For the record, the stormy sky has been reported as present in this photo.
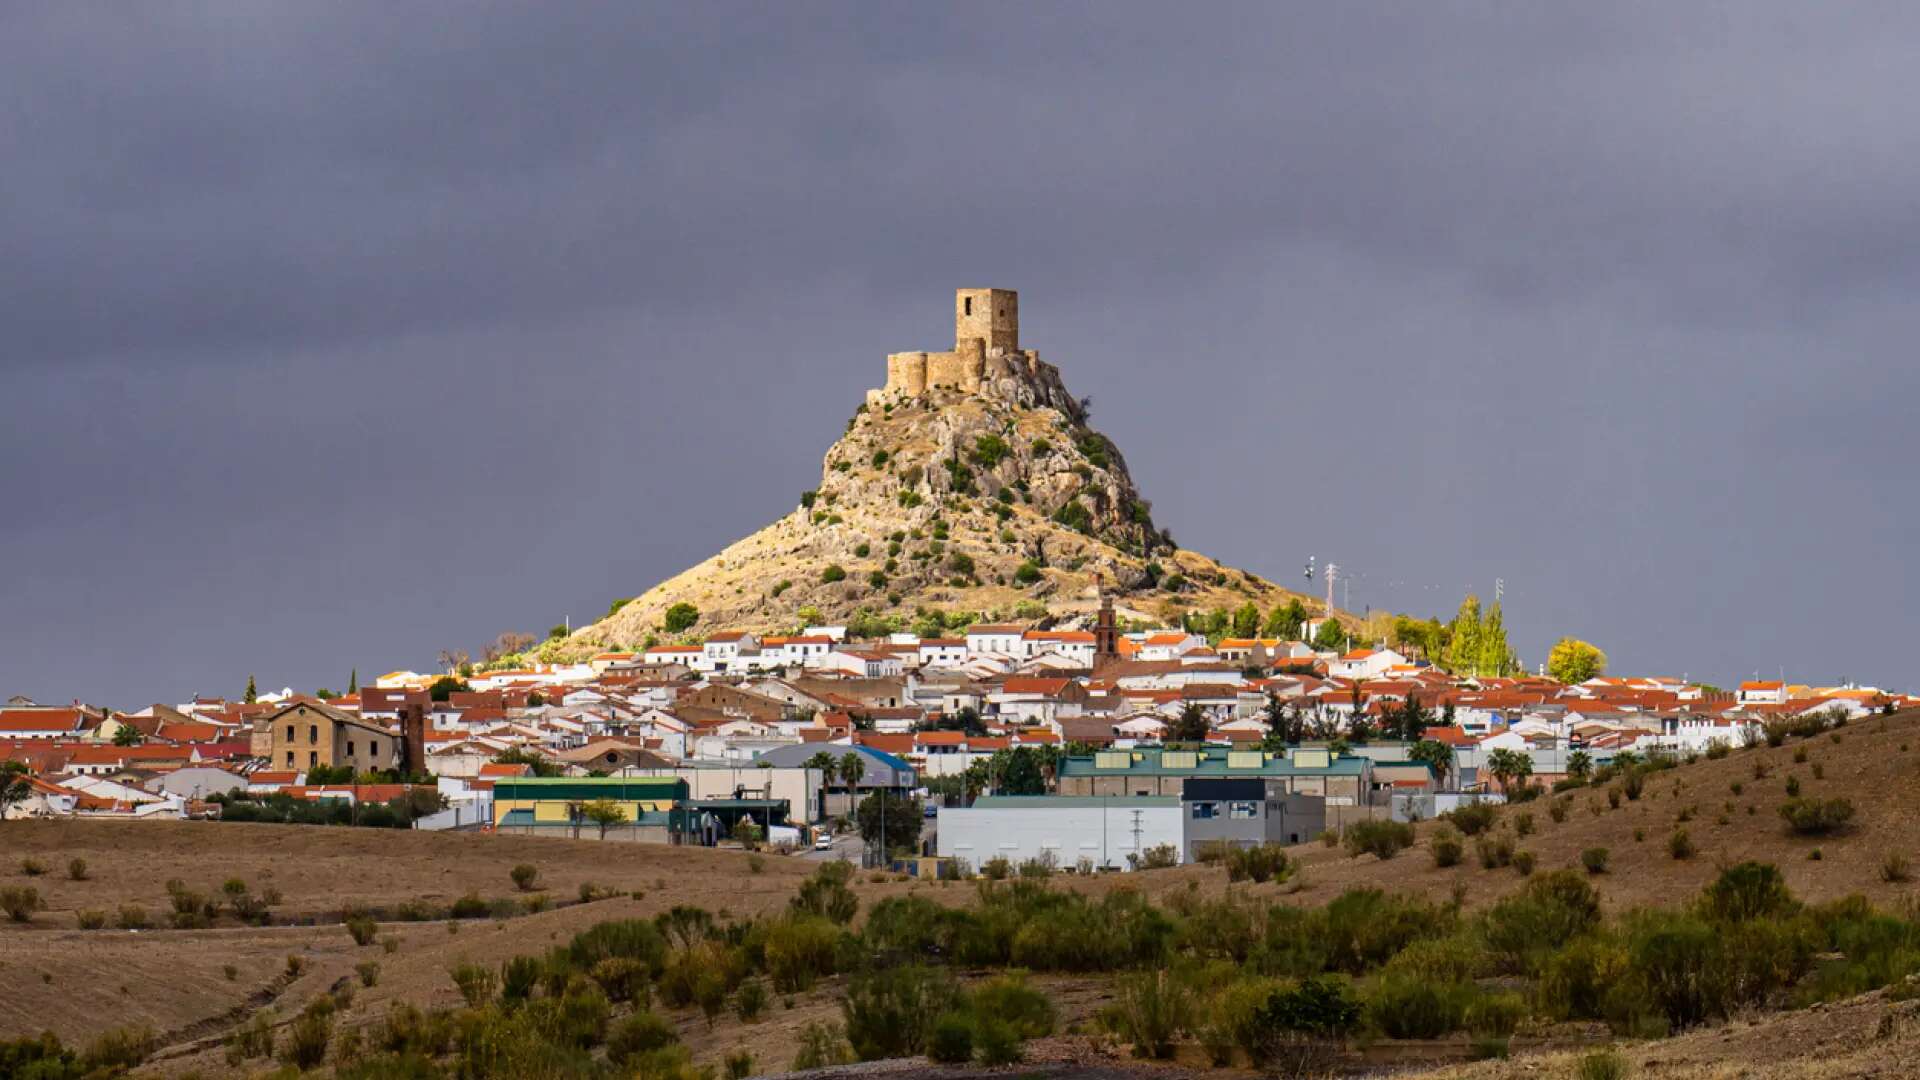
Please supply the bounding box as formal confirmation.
[4,5,1914,707]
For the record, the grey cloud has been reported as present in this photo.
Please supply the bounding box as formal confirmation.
[2,4,1914,703]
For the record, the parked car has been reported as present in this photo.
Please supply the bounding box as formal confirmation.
[813,832,834,851]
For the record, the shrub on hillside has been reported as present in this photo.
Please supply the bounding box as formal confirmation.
[1104,971,1190,1060]
[927,1013,973,1063]
[1581,847,1611,875]
[1342,819,1414,860]
[1365,974,1470,1038]
[606,1012,678,1066]
[1476,833,1515,870]
[790,861,859,924]
[1484,871,1602,974]
[66,858,88,881]
[1225,843,1293,884]
[1697,862,1797,922]
[969,971,1056,1038]
[1668,829,1697,860]
[1779,797,1855,836]
[509,864,540,891]
[346,915,378,946]
[451,962,498,1007]
[1445,802,1498,836]
[1,886,42,922]
[842,964,961,1061]
[1430,827,1464,867]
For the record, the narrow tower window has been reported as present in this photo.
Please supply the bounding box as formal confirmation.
[964,298,972,315]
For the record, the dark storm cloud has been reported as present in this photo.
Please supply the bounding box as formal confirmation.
[2,4,1914,704]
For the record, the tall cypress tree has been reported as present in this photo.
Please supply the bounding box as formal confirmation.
[1445,595,1483,676]
[244,674,257,704]
[1478,602,1513,677]
[348,668,358,694]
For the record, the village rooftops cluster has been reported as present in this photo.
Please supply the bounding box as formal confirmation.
[4,617,1907,834]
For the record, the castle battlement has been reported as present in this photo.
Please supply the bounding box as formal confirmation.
[874,288,1051,404]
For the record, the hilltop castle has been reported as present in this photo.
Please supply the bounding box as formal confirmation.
[870,288,1074,411]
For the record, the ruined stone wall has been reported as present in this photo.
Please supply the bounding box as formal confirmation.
[885,352,928,396]
[927,338,985,391]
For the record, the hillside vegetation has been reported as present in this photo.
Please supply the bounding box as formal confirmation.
[566,380,1332,652]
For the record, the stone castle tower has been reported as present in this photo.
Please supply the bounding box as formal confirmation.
[873,288,1072,410]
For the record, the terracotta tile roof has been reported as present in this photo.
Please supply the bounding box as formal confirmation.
[0,709,87,734]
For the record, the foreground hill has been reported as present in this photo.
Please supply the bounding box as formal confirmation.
[1283,705,1920,911]
[566,290,1334,651]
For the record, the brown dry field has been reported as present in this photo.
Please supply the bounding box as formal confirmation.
[2,708,1916,1076]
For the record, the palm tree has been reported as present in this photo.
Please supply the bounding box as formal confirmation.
[838,751,865,814]
[1566,749,1592,780]
[803,751,837,818]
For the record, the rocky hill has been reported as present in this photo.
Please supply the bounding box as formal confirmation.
[566,290,1332,651]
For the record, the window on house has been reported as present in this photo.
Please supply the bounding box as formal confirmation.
[309,724,319,743]
[308,751,318,766]
[1229,801,1259,819]
[1190,802,1218,819]
[370,739,379,756]
[964,297,972,316]
[285,725,294,741]
[346,741,355,757]
[285,752,294,767]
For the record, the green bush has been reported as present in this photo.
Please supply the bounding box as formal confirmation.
[1320,888,1452,974]
[1697,862,1797,922]
[972,1014,1023,1065]
[1467,991,1527,1038]
[1536,936,1630,1021]
[733,978,768,1022]
[75,909,106,930]
[346,914,378,946]
[1,886,41,922]
[1342,819,1415,860]
[791,1022,854,1070]
[66,858,88,881]
[1430,826,1464,867]
[1581,847,1611,874]
[501,954,542,1003]
[790,861,859,924]
[1446,802,1498,835]
[926,1013,974,1063]
[765,914,842,993]
[451,962,498,1006]
[1668,829,1696,860]
[1484,871,1602,974]
[1779,797,1855,835]
[1105,971,1189,1059]
[968,971,1055,1038]
[1224,843,1293,883]
[510,863,540,891]
[1476,832,1515,869]
[280,1006,332,1069]
[1365,974,1470,1038]
[842,965,961,1060]
[606,1011,678,1065]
